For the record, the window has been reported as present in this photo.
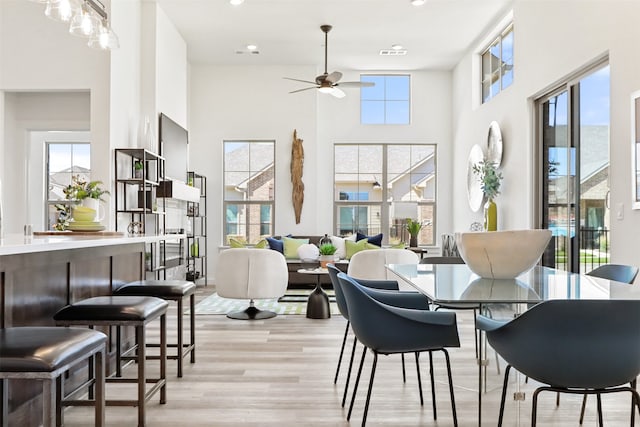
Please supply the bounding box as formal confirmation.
[481,24,513,103]
[334,144,436,246]
[223,140,275,244]
[46,142,91,230]
[361,75,410,124]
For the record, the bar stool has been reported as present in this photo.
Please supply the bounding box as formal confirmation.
[54,296,168,427]
[0,327,106,427]
[114,279,196,377]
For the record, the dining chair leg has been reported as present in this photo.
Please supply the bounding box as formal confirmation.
[334,321,350,384]
[347,346,368,421]
[597,393,603,427]
[342,336,358,407]
[361,352,378,427]
[531,387,543,427]
[497,364,512,427]
[579,394,588,424]
[414,352,423,406]
[429,351,436,419]
[473,308,478,358]
[443,349,458,427]
[631,379,638,425]
[401,353,406,383]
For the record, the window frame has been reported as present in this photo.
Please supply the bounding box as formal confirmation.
[222,140,276,245]
[481,23,514,104]
[45,141,91,230]
[333,143,437,246]
[360,74,411,125]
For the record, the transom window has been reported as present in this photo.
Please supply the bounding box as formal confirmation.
[223,140,275,245]
[481,23,514,103]
[360,75,410,125]
[333,143,436,246]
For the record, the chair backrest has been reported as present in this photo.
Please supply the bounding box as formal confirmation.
[327,264,349,319]
[419,256,465,265]
[348,249,419,281]
[485,299,640,389]
[337,272,459,353]
[586,264,639,284]
[215,248,288,300]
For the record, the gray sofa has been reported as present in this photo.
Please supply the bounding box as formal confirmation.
[272,235,348,287]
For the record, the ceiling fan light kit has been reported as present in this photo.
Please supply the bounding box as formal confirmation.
[284,24,374,98]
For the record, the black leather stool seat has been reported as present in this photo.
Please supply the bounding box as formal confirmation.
[53,295,168,427]
[54,296,168,323]
[114,280,196,378]
[0,327,106,427]
[116,280,196,299]
[0,327,106,372]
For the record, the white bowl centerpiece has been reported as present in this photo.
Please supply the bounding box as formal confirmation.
[455,229,552,279]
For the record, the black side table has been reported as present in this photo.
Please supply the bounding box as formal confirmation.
[297,268,331,319]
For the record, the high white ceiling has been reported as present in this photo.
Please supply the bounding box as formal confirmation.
[156,0,513,71]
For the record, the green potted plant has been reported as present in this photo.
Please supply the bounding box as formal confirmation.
[318,243,337,268]
[406,219,422,248]
[134,160,144,179]
[62,175,110,225]
[472,160,503,231]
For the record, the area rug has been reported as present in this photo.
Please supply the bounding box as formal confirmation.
[194,291,340,315]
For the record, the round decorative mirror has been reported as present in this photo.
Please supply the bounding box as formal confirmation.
[486,121,503,167]
[467,144,484,212]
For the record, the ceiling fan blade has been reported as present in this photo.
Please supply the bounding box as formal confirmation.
[336,81,375,88]
[289,86,319,94]
[330,87,346,98]
[283,77,319,85]
[326,71,342,84]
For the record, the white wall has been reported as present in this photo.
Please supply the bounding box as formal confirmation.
[0,0,110,231]
[451,0,640,266]
[189,66,454,279]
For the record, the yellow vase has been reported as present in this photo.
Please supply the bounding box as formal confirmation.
[484,199,497,231]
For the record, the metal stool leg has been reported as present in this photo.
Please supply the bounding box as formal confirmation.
[177,298,184,378]
[189,293,196,364]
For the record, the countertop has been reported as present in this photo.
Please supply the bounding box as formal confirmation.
[0,233,186,256]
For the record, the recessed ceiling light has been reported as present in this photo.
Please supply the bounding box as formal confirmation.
[247,44,257,50]
[230,0,244,5]
[391,44,403,50]
[411,0,426,5]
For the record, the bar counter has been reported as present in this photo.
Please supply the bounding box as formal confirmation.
[0,232,179,425]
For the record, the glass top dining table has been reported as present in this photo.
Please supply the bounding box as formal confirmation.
[386,263,640,426]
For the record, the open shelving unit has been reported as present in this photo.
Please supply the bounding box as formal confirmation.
[115,148,184,278]
[186,171,207,285]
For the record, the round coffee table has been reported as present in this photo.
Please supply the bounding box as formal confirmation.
[297,268,331,319]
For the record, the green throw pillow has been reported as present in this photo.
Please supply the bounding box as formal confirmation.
[254,239,268,249]
[283,236,309,259]
[345,239,379,260]
[229,238,247,248]
[230,238,268,249]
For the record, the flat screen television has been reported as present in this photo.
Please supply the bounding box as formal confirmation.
[159,113,189,183]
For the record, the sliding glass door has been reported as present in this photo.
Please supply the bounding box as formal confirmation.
[538,64,610,273]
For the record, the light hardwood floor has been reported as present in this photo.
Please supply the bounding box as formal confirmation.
[63,285,636,426]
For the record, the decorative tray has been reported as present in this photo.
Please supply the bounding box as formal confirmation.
[34,231,125,236]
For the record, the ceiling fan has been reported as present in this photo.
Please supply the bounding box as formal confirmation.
[284,25,374,98]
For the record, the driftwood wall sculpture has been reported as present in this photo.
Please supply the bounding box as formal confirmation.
[291,129,305,224]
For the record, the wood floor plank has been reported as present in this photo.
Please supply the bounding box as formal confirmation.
[61,286,636,426]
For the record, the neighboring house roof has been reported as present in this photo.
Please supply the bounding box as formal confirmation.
[224,142,274,187]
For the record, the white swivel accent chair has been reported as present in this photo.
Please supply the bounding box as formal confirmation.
[347,249,419,290]
[215,248,289,320]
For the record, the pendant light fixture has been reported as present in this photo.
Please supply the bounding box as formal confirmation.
[31,0,119,50]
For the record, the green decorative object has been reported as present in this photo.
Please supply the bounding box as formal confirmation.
[473,160,502,231]
[484,199,497,232]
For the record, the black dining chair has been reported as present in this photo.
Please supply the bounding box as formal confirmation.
[338,272,460,427]
[576,263,640,423]
[477,299,640,427]
[326,264,431,409]
[586,263,639,284]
